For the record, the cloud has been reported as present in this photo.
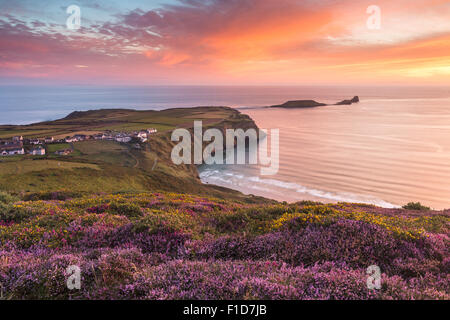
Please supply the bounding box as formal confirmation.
[0,0,449,84]
[103,0,339,64]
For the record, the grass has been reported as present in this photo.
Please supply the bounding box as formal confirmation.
[46,143,71,153]
[73,140,135,166]
[0,107,266,202]
[0,107,237,139]
[74,140,127,155]
[0,129,55,139]
[102,122,175,132]
[0,159,99,175]
[52,131,103,140]
[0,155,25,162]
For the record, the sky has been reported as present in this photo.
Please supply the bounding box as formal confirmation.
[0,0,449,85]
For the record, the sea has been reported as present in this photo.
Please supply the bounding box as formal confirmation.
[1,85,450,209]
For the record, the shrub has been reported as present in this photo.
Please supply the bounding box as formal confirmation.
[109,202,143,218]
[295,200,323,206]
[0,203,35,223]
[86,204,109,214]
[131,212,187,235]
[192,219,446,278]
[402,202,430,211]
[0,191,18,204]
[211,211,250,233]
[23,191,84,201]
[0,191,448,300]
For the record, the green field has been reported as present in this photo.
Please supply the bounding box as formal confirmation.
[0,107,260,200]
[46,143,71,153]
[74,140,127,155]
[0,129,56,139]
[0,159,99,175]
[0,107,234,139]
[73,140,136,166]
[103,122,174,132]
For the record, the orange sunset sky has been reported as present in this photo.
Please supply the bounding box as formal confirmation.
[0,0,449,85]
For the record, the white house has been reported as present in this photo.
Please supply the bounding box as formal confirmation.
[102,134,114,140]
[30,146,46,155]
[65,137,78,143]
[12,148,25,155]
[0,147,25,156]
[0,141,25,156]
[116,136,132,143]
[137,131,147,138]
[29,139,41,145]
[44,137,54,143]
[137,131,148,142]
[73,134,87,141]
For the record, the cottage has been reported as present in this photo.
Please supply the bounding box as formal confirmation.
[29,139,41,145]
[73,134,87,141]
[137,131,148,142]
[44,137,54,143]
[30,146,46,156]
[116,136,132,143]
[0,145,25,156]
[137,130,147,137]
[0,141,25,156]
[65,136,78,143]
[12,136,23,142]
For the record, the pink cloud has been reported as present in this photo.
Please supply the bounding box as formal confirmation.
[0,0,449,84]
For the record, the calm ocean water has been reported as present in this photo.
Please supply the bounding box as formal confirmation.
[199,86,450,209]
[2,85,450,209]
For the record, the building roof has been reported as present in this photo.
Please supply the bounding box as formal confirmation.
[0,144,24,151]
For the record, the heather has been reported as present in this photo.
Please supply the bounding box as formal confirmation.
[0,192,448,299]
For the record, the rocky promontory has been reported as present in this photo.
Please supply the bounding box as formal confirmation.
[271,96,360,108]
[270,100,327,108]
[335,96,360,105]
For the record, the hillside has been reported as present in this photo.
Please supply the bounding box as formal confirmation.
[0,191,448,299]
[0,107,265,202]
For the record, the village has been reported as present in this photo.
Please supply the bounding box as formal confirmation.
[0,128,158,157]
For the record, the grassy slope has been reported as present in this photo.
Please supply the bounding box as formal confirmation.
[0,107,237,139]
[0,107,269,204]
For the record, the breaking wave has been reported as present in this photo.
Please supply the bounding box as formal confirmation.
[199,168,399,208]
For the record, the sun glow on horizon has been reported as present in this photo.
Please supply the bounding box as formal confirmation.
[0,0,449,85]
